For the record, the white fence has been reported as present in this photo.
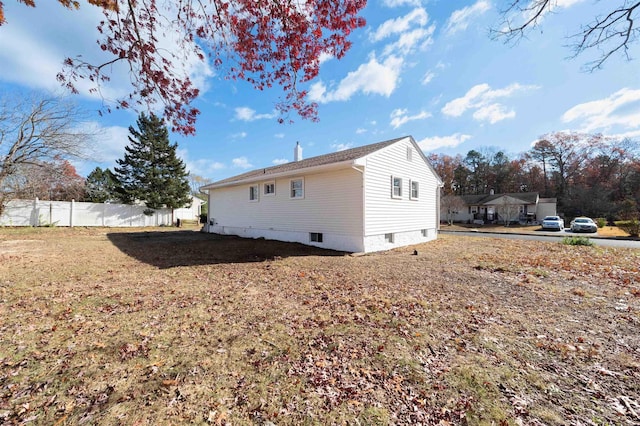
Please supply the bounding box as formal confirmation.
[0,199,201,227]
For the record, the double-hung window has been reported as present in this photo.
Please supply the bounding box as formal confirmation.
[410,180,419,200]
[290,178,304,199]
[249,185,259,202]
[264,181,275,196]
[391,176,402,198]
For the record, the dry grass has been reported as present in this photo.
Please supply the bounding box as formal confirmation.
[1,227,639,425]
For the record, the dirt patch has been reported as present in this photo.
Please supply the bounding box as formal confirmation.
[0,227,638,425]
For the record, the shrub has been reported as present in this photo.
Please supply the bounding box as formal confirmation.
[615,220,640,237]
[562,236,594,246]
[595,217,606,228]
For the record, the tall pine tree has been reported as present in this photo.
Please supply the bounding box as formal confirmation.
[113,113,191,210]
[85,166,116,203]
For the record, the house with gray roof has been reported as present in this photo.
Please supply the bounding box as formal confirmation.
[442,191,557,225]
[200,136,443,253]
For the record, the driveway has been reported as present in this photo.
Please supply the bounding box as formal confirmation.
[439,229,640,249]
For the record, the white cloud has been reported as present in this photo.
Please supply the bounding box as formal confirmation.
[445,1,491,35]
[442,83,539,123]
[234,107,277,121]
[177,148,226,177]
[472,104,516,124]
[390,108,431,129]
[272,158,289,165]
[370,8,429,42]
[231,131,248,139]
[318,52,334,64]
[382,26,435,57]
[274,133,285,139]
[383,0,423,7]
[309,55,403,103]
[417,133,472,151]
[562,88,640,134]
[355,128,367,134]
[232,157,253,169]
[71,122,129,175]
[421,71,435,85]
[331,143,354,151]
[0,2,212,106]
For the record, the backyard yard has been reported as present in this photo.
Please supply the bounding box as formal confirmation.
[0,227,639,425]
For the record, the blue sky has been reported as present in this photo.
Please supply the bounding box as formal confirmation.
[1,0,639,182]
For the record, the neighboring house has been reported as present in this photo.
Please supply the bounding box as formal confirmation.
[200,136,443,253]
[442,192,557,224]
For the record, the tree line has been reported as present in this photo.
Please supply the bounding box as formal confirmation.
[1,94,203,216]
[430,132,640,221]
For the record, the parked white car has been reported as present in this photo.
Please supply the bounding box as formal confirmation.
[541,215,565,231]
[570,217,598,233]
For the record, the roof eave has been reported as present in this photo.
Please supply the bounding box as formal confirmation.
[201,159,360,190]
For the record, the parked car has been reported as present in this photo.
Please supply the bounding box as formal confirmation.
[542,215,565,231]
[570,217,598,233]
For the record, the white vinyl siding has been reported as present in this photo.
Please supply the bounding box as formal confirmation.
[209,168,363,236]
[363,138,439,236]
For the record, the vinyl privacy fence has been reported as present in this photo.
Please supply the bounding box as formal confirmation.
[0,199,200,227]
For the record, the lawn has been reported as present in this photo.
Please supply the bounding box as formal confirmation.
[1,227,639,425]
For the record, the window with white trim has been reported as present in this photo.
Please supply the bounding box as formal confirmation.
[290,178,304,199]
[264,181,275,196]
[310,232,323,243]
[410,180,419,199]
[249,185,259,201]
[391,176,402,198]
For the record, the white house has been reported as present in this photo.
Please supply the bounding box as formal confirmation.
[200,136,443,253]
[442,192,557,225]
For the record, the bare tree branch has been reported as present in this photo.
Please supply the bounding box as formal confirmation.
[0,93,94,214]
[491,1,640,71]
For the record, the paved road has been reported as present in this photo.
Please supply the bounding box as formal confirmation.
[439,229,640,249]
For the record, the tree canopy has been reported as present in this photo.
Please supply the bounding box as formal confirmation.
[84,166,116,203]
[0,0,367,135]
[112,113,191,210]
[431,132,640,221]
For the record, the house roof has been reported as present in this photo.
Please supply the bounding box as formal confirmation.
[201,136,439,190]
[460,192,540,205]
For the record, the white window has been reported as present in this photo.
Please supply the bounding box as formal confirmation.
[410,180,419,199]
[470,206,478,214]
[385,233,394,243]
[407,147,413,161]
[249,185,259,201]
[391,176,402,198]
[290,178,304,199]
[264,181,275,196]
[310,232,323,243]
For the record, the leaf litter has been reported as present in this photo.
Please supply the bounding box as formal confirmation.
[0,227,638,425]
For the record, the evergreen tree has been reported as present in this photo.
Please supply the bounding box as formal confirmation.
[85,167,116,203]
[113,113,191,210]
